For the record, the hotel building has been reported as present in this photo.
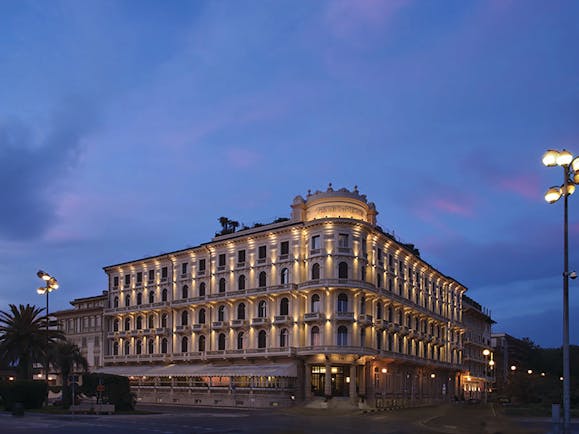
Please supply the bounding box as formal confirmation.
[100,186,467,407]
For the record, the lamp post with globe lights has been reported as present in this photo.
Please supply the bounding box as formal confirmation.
[483,349,491,403]
[542,149,577,433]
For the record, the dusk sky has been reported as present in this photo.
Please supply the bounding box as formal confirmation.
[1,0,578,347]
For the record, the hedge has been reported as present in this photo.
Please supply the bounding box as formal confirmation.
[80,373,135,411]
[0,380,47,410]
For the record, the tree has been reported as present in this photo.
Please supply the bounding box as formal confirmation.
[49,341,88,407]
[0,304,64,380]
[217,217,239,236]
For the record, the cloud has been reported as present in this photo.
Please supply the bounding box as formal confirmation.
[0,99,97,240]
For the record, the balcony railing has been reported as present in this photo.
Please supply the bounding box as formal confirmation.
[191,323,207,332]
[334,312,355,321]
[273,315,291,324]
[298,345,377,356]
[230,319,247,328]
[211,321,228,330]
[304,312,325,322]
[251,317,270,326]
[357,314,373,325]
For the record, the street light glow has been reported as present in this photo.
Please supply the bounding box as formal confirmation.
[542,149,559,167]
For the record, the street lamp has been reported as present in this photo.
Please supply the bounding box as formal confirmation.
[542,149,575,433]
[36,270,58,405]
[483,349,491,403]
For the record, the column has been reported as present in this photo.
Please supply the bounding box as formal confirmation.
[349,365,357,402]
[324,360,332,397]
[305,363,312,399]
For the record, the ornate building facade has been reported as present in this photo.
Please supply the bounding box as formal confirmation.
[100,186,467,407]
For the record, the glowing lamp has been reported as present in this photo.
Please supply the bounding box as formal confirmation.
[545,187,562,203]
[482,349,490,356]
[556,149,573,166]
[542,150,559,167]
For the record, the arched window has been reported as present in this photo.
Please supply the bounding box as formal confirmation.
[377,273,382,288]
[148,315,155,329]
[377,330,383,350]
[161,338,168,354]
[182,285,189,299]
[280,328,288,348]
[337,293,348,313]
[198,308,206,324]
[124,340,130,355]
[113,319,119,332]
[136,339,142,355]
[181,336,188,353]
[258,300,267,318]
[218,333,226,350]
[148,291,155,304]
[161,313,168,328]
[237,303,246,320]
[181,311,188,326]
[258,330,267,348]
[113,297,119,308]
[161,288,168,302]
[124,318,130,331]
[360,327,366,347]
[219,278,226,293]
[258,271,267,288]
[360,265,366,281]
[113,341,119,355]
[137,293,142,305]
[376,304,383,320]
[125,294,131,307]
[198,335,206,352]
[279,297,289,316]
[360,296,366,314]
[337,326,348,346]
[148,339,154,354]
[218,305,225,321]
[338,262,348,279]
[388,306,394,322]
[136,316,143,330]
[280,268,289,284]
[311,326,320,346]
[238,275,246,290]
[199,282,206,297]
[311,263,320,280]
[237,332,244,350]
[311,294,321,312]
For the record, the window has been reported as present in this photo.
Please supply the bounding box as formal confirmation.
[181,311,188,326]
[124,340,130,355]
[311,326,320,346]
[377,273,382,288]
[148,291,155,303]
[280,241,289,256]
[377,248,383,262]
[258,245,266,259]
[113,341,119,355]
[360,327,366,347]
[182,285,189,299]
[337,293,348,312]
[124,294,130,307]
[237,250,246,264]
[113,319,119,332]
[258,300,267,318]
[181,263,188,275]
[238,275,246,290]
[161,313,168,328]
[181,336,188,353]
[198,309,206,324]
[162,288,168,302]
[237,303,246,320]
[360,296,366,314]
[136,272,143,284]
[338,233,349,248]
[136,316,143,329]
[361,238,367,256]
[161,338,168,354]
[360,265,366,281]
[198,259,206,272]
[338,262,348,279]
[311,235,320,250]
[218,253,226,267]
[148,269,155,282]
[258,330,267,348]
[113,297,119,308]
[148,315,155,329]
[219,278,226,293]
[311,263,320,280]
[218,333,226,350]
[237,332,244,350]
[124,274,130,286]
[136,339,142,355]
[376,304,383,320]
[198,335,206,352]
[137,292,142,305]
[377,330,382,350]
[148,340,154,354]
[199,282,206,297]
[311,294,321,312]
[124,318,130,331]
[113,276,119,288]
[280,268,289,284]
[258,271,267,288]
[280,297,289,316]
[218,305,225,321]
[161,267,168,280]
[337,326,348,346]
[280,328,288,348]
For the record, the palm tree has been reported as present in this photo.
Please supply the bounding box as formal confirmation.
[49,341,88,407]
[0,304,64,380]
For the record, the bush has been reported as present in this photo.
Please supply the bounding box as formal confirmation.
[80,373,135,411]
[0,380,47,410]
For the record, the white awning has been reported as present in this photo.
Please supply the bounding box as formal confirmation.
[93,363,297,378]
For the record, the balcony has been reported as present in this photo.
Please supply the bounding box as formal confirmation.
[251,317,270,326]
[304,312,325,322]
[273,315,291,325]
[298,278,376,292]
[334,312,355,322]
[172,351,203,361]
[230,319,247,328]
[357,314,373,325]
[152,301,170,309]
[211,321,228,330]
[374,319,388,329]
[298,345,377,356]
[106,331,117,338]
[155,327,171,335]
[179,273,190,280]
[222,347,294,358]
[191,323,207,332]
[142,328,153,335]
[175,325,191,333]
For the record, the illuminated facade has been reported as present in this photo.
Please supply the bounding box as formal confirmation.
[101,186,466,408]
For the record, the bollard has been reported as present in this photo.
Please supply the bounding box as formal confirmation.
[552,404,561,433]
